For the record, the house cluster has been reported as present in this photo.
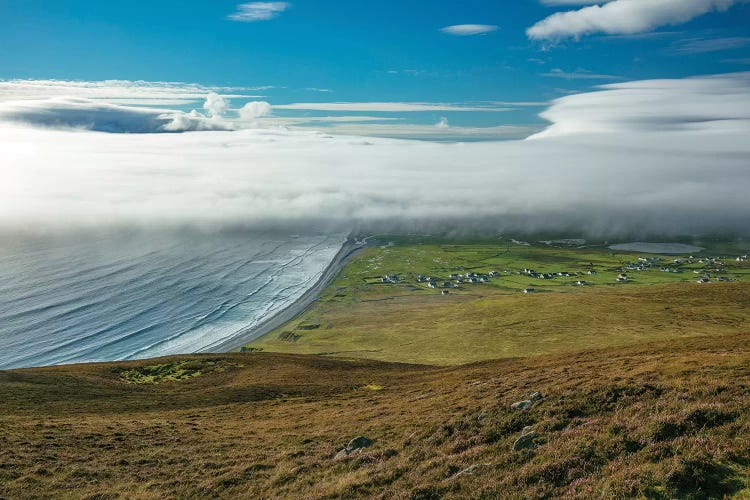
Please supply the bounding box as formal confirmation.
[624,255,736,278]
[738,255,748,262]
[519,268,574,280]
[697,275,732,284]
[379,274,400,284]
[624,256,663,272]
[418,271,498,289]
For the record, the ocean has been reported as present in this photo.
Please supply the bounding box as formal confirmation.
[0,230,345,369]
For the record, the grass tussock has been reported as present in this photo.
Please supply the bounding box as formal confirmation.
[1,332,749,498]
[119,359,244,384]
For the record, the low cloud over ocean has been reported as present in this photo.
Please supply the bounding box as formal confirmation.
[1,73,749,237]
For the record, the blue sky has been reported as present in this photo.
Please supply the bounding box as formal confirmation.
[2,0,750,137]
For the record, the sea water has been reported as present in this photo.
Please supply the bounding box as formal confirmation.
[0,230,344,369]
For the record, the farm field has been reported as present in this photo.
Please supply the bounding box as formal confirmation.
[247,236,750,365]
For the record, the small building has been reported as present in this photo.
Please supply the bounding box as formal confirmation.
[576,280,587,286]
[523,288,536,294]
[697,277,711,284]
[441,290,450,295]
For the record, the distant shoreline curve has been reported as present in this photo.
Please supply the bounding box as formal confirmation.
[204,237,365,353]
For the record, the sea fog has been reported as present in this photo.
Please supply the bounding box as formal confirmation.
[0,230,344,369]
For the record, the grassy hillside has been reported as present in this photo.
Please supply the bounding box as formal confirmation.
[248,237,750,364]
[1,333,748,498]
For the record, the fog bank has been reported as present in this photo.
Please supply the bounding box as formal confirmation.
[1,73,749,238]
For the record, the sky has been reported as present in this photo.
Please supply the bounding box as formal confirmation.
[1,0,750,138]
[1,1,750,237]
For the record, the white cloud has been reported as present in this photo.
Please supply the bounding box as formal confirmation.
[530,72,750,138]
[1,73,750,237]
[273,102,510,112]
[0,92,524,139]
[239,101,272,121]
[492,101,549,107]
[263,116,403,124]
[0,79,264,103]
[0,97,232,133]
[440,24,499,36]
[203,93,228,118]
[290,123,538,141]
[541,68,621,80]
[228,2,290,22]
[527,0,747,40]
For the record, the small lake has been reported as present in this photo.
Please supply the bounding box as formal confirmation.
[608,242,705,254]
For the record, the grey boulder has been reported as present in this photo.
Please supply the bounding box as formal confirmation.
[334,436,374,459]
[513,426,538,451]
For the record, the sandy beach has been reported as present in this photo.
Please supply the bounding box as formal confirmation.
[205,237,365,353]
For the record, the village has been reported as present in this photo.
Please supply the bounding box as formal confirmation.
[373,252,749,293]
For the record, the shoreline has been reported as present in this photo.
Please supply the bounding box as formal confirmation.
[204,237,366,353]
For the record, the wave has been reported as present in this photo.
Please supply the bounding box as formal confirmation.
[0,230,345,369]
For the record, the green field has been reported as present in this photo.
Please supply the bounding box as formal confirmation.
[247,236,750,364]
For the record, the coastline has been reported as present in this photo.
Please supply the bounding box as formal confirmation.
[204,237,366,353]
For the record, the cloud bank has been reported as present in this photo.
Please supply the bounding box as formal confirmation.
[528,0,747,40]
[1,73,749,237]
[0,79,538,140]
[531,72,750,137]
[272,102,510,112]
[0,97,234,133]
[0,95,282,133]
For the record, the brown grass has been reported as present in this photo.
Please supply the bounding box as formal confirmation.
[2,332,749,499]
[251,282,750,365]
